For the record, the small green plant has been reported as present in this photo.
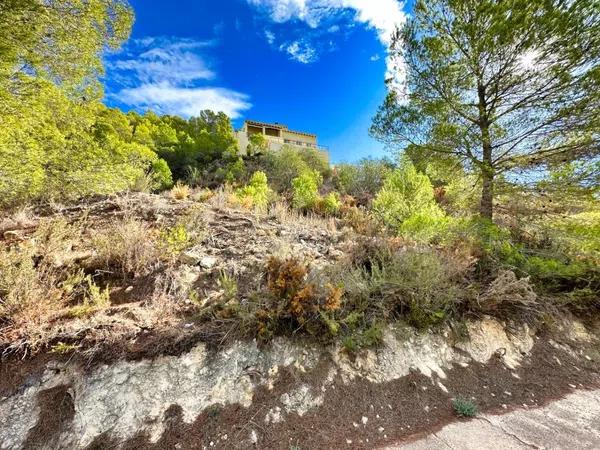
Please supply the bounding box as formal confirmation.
[68,276,110,318]
[452,397,478,417]
[50,342,79,354]
[160,223,190,254]
[218,271,238,302]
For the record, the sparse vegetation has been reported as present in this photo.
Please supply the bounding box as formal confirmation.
[0,0,598,365]
[452,398,478,417]
[92,217,160,277]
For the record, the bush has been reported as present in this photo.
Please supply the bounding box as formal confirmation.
[477,270,541,322]
[0,219,93,340]
[373,158,446,240]
[453,398,478,417]
[316,192,342,216]
[150,158,173,190]
[236,171,273,210]
[159,224,191,254]
[92,218,160,277]
[170,182,190,200]
[333,159,392,201]
[260,146,330,192]
[292,170,322,210]
[331,241,466,329]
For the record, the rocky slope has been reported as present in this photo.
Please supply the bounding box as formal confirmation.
[1,317,599,449]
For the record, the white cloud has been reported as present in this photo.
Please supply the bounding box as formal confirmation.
[248,0,407,94]
[265,30,276,44]
[111,38,215,85]
[118,83,251,119]
[248,0,406,44]
[370,53,380,61]
[281,40,318,63]
[108,37,252,118]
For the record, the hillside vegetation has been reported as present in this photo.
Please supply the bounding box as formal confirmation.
[1,0,599,358]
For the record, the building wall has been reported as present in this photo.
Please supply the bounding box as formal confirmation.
[236,121,325,156]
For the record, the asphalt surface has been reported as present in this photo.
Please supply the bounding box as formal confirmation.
[386,389,600,450]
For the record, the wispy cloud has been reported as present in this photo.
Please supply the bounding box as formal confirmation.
[247,0,407,93]
[281,40,318,63]
[118,83,251,118]
[107,37,251,118]
[370,53,380,61]
[265,30,276,45]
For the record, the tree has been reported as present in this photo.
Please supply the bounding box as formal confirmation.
[371,0,600,219]
[247,133,269,156]
[0,0,133,102]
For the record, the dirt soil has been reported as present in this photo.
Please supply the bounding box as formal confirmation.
[64,337,600,450]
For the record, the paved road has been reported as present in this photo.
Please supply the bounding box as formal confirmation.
[386,389,600,449]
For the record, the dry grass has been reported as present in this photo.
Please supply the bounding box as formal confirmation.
[91,217,161,277]
[0,218,99,351]
[170,182,191,201]
[269,201,337,233]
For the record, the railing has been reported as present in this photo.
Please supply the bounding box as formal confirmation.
[240,132,328,152]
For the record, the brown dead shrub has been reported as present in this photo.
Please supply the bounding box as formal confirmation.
[92,217,161,277]
[477,270,541,321]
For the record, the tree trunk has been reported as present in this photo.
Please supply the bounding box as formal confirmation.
[477,83,494,220]
[480,167,494,220]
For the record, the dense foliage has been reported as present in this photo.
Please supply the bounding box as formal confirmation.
[371,0,600,219]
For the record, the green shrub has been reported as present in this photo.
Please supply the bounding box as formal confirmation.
[150,158,173,190]
[260,146,330,192]
[160,224,190,254]
[236,171,273,210]
[452,398,478,417]
[334,158,392,200]
[373,158,446,240]
[318,192,342,216]
[330,242,465,329]
[246,133,269,156]
[292,170,323,210]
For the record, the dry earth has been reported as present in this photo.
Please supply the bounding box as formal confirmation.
[1,193,599,449]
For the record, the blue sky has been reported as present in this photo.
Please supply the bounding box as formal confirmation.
[103,0,412,163]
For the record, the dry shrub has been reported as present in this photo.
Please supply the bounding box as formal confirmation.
[192,188,214,203]
[92,217,160,277]
[208,185,235,209]
[170,183,190,200]
[0,219,99,349]
[252,256,341,339]
[269,201,337,232]
[267,256,309,299]
[477,270,541,321]
[340,205,383,236]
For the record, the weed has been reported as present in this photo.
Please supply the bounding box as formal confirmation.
[50,342,79,354]
[452,398,478,417]
[67,275,110,318]
[160,224,190,254]
[170,182,190,200]
[218,271,238,302]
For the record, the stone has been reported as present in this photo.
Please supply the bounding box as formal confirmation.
[199,256,218,269]
[179,250,203,265]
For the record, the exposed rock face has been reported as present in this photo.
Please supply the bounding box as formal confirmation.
[0,318,552,450]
